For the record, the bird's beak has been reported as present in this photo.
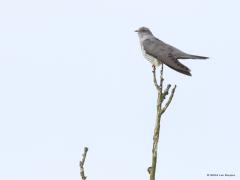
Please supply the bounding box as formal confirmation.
[135,29,139,32]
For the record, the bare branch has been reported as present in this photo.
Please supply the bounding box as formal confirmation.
[80,147,88,180]
[149,64,164,180]
[150,64,177,180]
[161,85,177,114]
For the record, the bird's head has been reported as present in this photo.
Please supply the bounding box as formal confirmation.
[135,27,153,38]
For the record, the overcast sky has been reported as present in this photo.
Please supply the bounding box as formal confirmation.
[0,0,240,180]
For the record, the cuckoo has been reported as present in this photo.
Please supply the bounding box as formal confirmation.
[135,27,208,76]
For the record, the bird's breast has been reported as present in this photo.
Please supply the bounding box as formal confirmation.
[140,45,161,67]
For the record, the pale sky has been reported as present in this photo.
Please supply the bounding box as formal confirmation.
[0,0,239,180]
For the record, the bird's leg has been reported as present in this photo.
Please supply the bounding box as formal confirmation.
[152,65,156,72]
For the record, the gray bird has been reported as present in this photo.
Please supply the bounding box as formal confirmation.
[135,27,208,76]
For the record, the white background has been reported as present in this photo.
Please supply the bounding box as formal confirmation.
[0,0,239,180]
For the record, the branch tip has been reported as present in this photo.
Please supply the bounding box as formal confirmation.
[162,85,177,114]
[80,147,88,180]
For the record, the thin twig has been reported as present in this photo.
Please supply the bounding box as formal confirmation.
[159,64,164,93]
[152,66,160,91]
[161,84,171,101]
[162,85,177,114]
[80,147,88,180]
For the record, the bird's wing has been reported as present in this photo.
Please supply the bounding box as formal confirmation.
[142,38,191,76]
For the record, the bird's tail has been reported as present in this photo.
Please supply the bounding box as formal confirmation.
[180,54,209,60]
[164,58,192,76]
